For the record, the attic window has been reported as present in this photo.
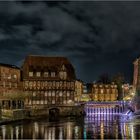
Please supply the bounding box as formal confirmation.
[29,72,33,77]
[59,71,67,80]
[44,72,49,77]
[51,72,55,77]
[36,72,41,77]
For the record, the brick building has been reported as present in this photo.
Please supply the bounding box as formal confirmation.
[21,55,76,108]
[133,58,140,90]
[0,63,23,109]
[90,83,118,101]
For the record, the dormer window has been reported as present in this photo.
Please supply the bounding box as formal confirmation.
[36,72,41,77]
[59,71,67,80]
[29,72,33,77]
[51,72,55,77]
[44,72,49,77]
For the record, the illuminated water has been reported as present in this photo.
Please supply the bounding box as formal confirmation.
[0,114,139,139]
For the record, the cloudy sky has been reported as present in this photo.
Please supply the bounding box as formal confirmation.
[0,1,140,83]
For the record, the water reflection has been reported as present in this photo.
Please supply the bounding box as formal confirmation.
[0,115,140,139]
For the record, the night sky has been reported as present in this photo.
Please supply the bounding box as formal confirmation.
[0,1,140,83]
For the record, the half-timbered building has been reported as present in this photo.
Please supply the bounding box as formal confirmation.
[21,55,76,108]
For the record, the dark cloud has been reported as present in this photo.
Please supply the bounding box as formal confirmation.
[0,1,140,82]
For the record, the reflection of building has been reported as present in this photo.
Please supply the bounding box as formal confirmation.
[75,80,83,102]
[22,55,76,108]
[0,63,23,110]
[90,83,118,101]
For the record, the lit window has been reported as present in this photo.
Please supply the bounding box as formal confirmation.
[49,92,51,96]
[59,71,67,80]
[29,72,33,77]
[8,75,11,79]
[44,72,49,77]
[59,92,62,96]
[52,100,55,104]
[36,72,41,77]
[41,100,44,104]
[37,100,40,104]
[45,92,47,96]
[52,92,55,96]
[33,92,36,97]
[45,100,47,104]
[13,75,17,79]
[63,100,66,104]
[101,89,104,94]
[51,72,55,77]
[67,92,70,97]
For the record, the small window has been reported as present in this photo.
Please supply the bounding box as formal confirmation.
[52,92,55,96]
[44,72,49,77]
[41,100,44,104]
[29,72,33,77]
[59,92,62,96]
[45,92,47,97]
[36,72,41,77]
[13,75,17,79]
[67,92,70,97]
[33,92,36,97]
[52,100,55,104]
[8,75,11,79]
[51,72,55,77]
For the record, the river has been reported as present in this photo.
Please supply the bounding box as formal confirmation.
[0,114,139,139]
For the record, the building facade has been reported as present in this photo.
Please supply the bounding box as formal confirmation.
[133,58,140,90]
[0,63,23,110]
[21,55,76,108]
[90,83,118,101]
[75,80,83,102]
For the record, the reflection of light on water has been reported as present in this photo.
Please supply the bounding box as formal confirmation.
[59,127,63,139]
[74,126,79,139]
[2,125,6,139]
[34,122,39,134]
[100,121,104,140]
[16,126,19,139]
[66,122,73,139]
[44,128,48,139]
[10,125,13,139]
[83,125,87,140]
[130,124,135,140]
[33,122,39,139]
[52,127,55,139]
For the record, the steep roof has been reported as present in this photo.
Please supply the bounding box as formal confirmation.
[22,55,76,80]
[0,63,20,69]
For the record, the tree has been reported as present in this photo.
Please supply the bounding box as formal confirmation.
[112,73,125,100]
[97,73,111,84]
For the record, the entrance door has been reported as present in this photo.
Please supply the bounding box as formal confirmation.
[49,108,59,121]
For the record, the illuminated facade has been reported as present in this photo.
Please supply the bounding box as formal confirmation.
[0,63,23,109]
[75,80,83,102]
[133,58,140,90]
[22,55,76,108]
[90,84,118,101]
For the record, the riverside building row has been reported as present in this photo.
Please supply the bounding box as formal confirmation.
[0,55,120,110]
